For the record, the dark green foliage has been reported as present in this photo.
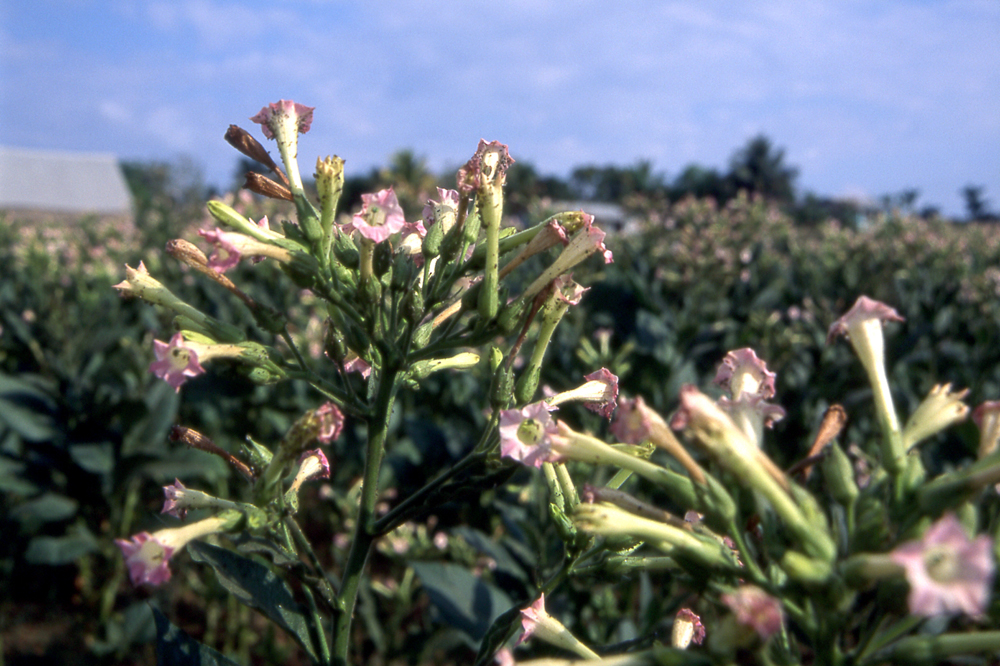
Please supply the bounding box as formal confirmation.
[5,152,1000,664]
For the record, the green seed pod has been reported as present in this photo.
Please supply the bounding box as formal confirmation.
[373,240,393,277]
[411,321,433,349]
[330,259,357,289]
[497,298,525,334]
[461,280,483,311]
[514,365,541,405]
[549,502,578,543]
[422,219,445,259]
[391,253,416,291]
[462,209,482,245]
[294,193,324,246]
[490,365,514,411]
[242,435,274,472]
[324,321,349,364]
[489,345,503,373]
[822,442,859,507]
[404,288,424,324]
[244,366,284,385]
[333,231,360,268]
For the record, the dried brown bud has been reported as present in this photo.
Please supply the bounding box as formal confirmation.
[225,124,281,176]
[170,425,255,480]
[244,171,293,201]
[165,238,238,290]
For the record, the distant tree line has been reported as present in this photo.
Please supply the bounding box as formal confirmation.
[126,135,995,228]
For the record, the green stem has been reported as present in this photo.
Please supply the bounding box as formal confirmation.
[332,364,400,666]
[725,519,767,584]
[372,451,486,535]
[286,516,341,597]
[280,520,331,665]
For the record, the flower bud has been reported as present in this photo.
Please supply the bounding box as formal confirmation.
[315,155,345,239]
[410,352,480,379]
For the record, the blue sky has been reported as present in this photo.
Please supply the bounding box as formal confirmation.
[1,1,997,216]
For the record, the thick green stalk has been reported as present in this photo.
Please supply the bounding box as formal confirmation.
[332,365,400,665]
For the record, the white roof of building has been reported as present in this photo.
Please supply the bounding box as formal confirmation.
[0,147,132,214]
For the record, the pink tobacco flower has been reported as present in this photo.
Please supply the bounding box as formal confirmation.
[498,218,571,280]
[398,219,429,264]
[827,295,906,436]
[288,449,331,496]
[714,348,776,400]
[609,395,654,444]
[554,274,588,306]
[721,585,784,639]
[342,354,372,379]
[161,479,241,519]
[827,295,905,346]
[499,402,558,468]
[546,368,619,419]
[518,593,548,644]
[197,227,243,272]
[250,100,315,140]
[150,333,206,391]
[162,479,206,519]
[457,139,515,194]
[197,226,292,272]
[316,402,345,444]
[346,188,407,243]
[580,367,619,418]
[494,647,515,666]
[889,513,995,617]
[717,394,787,450]
[115,531,175,587]
[521,219,612,302]
[672,608,706,649]
[116,513,236,587]
[422,188,461,229]
[517,593,600,659]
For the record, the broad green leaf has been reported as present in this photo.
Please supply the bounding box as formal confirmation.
[473,604,523,666]
[0,398,60,443]
[25,528,99,565]
[411,561,513,643]
[188,541,319,662]
[451,526,528,584]
[69,443,115,475]
[122,380,179,456]
[11,492,78,529]
[153,607,243,666]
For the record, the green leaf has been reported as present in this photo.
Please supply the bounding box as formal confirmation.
[122,380,179,456]
[411,561,513,643]
[153,607,243,666]
[188,541,319,662]
[69,443,115,475]
[11,492,79,529]
[25,528,99,565]
[0,397,60,442]
[451,526,528,584]
[473,604,523,666]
